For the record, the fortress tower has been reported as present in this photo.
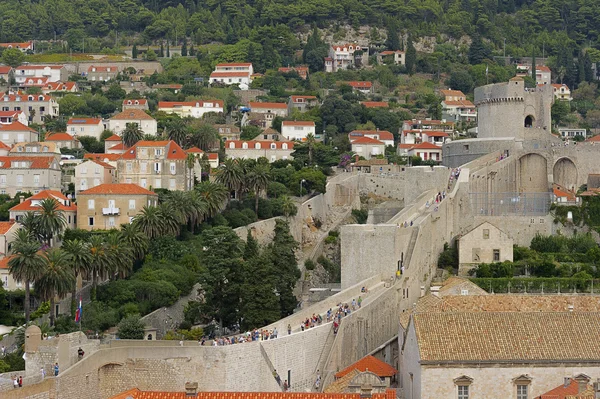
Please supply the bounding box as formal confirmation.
[474,77,554,140]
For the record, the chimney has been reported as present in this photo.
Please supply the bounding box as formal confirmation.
[19,195,24,203]
[185,382,198,397]
[564,377,571,388]
[431,286,441,298]
[574,374,591,394]
[354,154,359,163]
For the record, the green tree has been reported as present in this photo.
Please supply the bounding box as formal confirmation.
[133,206,167,239]
[105,84,126,101]
[37,198,67,246]
[385,21,401,51]
[166,42,170,58]
[215,159,244,200]
[188,123,218,151]
[145,48,157,61]
[181,41,188,57]
[132,44,138,59]
[122,123,144,147]
[405,34,417,75]
[531,47,537,83]
[159,43,164,58]
[37,248,75,326]
[167,119,188,147]
[89,235,114,301]
[1,48,24,67]
[120,223,149,261]
[445,70,475,94]
[9,232,46,323]
[247,163,271,214]
[117,314,145,339]
[195,181,228,217]
[268,220,299,316]
[468,34,491,65]
[62,239,92,316]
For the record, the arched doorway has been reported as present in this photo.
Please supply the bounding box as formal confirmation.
[519,153,548,193]
[524,115,534,128]
[553,158,578,192]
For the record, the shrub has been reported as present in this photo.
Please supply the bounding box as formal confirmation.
[325,235,338,244]
[117,314,145,340]
[305,259,316,270]
[119,303,140,318]
[267,182,289,198]
[352,208,368,224]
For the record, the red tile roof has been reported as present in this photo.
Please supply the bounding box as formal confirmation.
[349,130,394,141]
[0,111,20,118]
[0,256,12,269]
[105,134,122,142]
[335,355,398,378]
[210,72,251,78]
[79,183,156,196]
[216,63,252,67]
[0,66,11,74]
[0,221,16,235]
[10,190,76,212]
[282,121,315,127]
[0,156,57,169]
[0,42,32,49]
[67,118,102,125]
[0,121,36,132]
[0,141,10,150]
[110,389,396,399]
[185,146,203,153]
[552,83,569,90]
[88,159,115,169]
[380,50,404,55]
[84,153,122,162]
[0,92,53,102]
[586,135,600,142]
[16,65,63,70]
[291,95,317,102]
[45,132,78,142]
[361,101,389,108]
[537,378,593,399]
[108,143,128,151]
[351,136,385,145]
[88,65,118,73]
[440,89,466,97]
[347,81,372,88]
[153,84,183,89]
[158,100,224,108]
[409,142,442,150]
[110,109,155,121]
[123,99,148,105]
[227,140,294,149]
[43,81,77,91]
[249,102,288,109]
[443,99,475,108]
[120,140,187,160]
[537,65,551,72]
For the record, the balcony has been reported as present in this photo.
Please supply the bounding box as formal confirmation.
[102,207,120,215]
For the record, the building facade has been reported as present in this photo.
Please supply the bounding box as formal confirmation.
[13,65,67,84]
[45,132,81,149]
[86,65,118,82]
[0,156,61,196]
[75,159,117,193]
[10,190,77,231]
[209,63,254,89]
[349,130,394,147]
[281,121,317,141]
[77,183,158,230]
[0,122,39,144]
[351,137,385,160]
[157,100,224,118]
[324,44,368,72]
[226,140,294,162]
[67,118,104,140]
[108,109,157,136]
[0,91,59,124]
[122,99,149,111]
[440,89,477,123]
[213,124,240,141]
[288,95,319,113]
[458,221,514,275]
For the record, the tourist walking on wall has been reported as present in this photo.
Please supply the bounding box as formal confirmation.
[54,363,59,376]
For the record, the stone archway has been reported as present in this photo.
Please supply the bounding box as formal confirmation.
[553,157,578,192]
[519,153,548,193]
[524,115,534,128]
[99,362,126,398]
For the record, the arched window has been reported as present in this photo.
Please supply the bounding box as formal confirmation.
[242,142,248,149]
[524,115,534,128]
[229,142,235,149]
[282,143,288,150]
[270,143,276,149]
[255,143,261,149]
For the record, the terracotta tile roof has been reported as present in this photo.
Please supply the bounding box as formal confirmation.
[249,102,288,109]
[291,95,317,102]
[16,65,63,70]
[88,65,118,73]
[0,42,32,49]
[0,221,16,235]
[185,146,203,153]
[88,159,115,169]
[414,311,600,363]
[537,65,551,72]
[22,77,49,86]
[0,110,22,118]
[213,124,240,133]
[586,135,600,142]
[10,190,76,212]
[324,369,359,393]
[409,142,441,150]
[552,84,570,90]
[0,256,12,269]
[347,81,372,88]
[380,50,404,55]
[335,355,397,378]
[0,121,36,132]
[108,143,128,151]
[437,277,488,296]
[43,81,77,91]
[67,118,102,125]
[79,183,156,196]
[153,84,183,89]
[105,134,122,142]
[45,132,78,142]
[216,63,252,67]
[0,92,53,102]
[361,101,389,108]
[110,109,155,121]
[537,378,594,399]
[226,140,294,149]
[0,141,10,150]
[0,156,57,169]
[440,89,466,97]
[553,186,575,200]
[282,121,315,127]
[84,153,121,162]
[123,99,148,105]
[210,72,251,78]
[443,99,475,108]
[0,66,11,74]
[158,100,224,108]
[398,144,413,149]
[120,140,187,160]
[349,130,394,141]
[110,389,396,399]
[351,137,385,145]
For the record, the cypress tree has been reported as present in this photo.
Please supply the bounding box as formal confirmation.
[189,44,195,56]
[132,44,138,59]
[405,34,417,75]
[166,42,170,58]
[531,47,536,84]
[159,43,164,58]
[181,41,187,56]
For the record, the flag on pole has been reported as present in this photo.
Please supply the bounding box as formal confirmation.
[75,298,82,322]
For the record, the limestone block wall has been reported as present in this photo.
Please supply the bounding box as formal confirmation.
[421,364,600,399]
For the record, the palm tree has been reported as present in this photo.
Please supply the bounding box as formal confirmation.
[122,122,144,147]
[167,119,188,147]
[215,158,244,201]
[8,234,45,323]
[37,248,74,326]
[37,198,67,247]
[105,231,134,279]
[248,163,272,214]
[132,206,164,239]
[188,123,218,151]
[19,211,41,242]
[158,203,182,236]
[306,133,316,166]
[195,181,228,218]
[89,235,115,301]
[279,195,296,218]
[62,239,92,316]
[167,190,194,227]
[120,223,148,261]
[185,190,208,232]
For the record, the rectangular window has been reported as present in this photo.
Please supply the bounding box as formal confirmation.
[108,217,115,227]
[125,178,132,184]
[129,199,135,210]
[458,385,469,399]
[482,229,489,239]
[493,249,500,262]
[126,162,132,172]
[154,162,160,173]
[16,175,23,186]
[169,178,176,189]
[95,167,100,174]
[88,217,94,226]
[141,178,147,188]
[170,162,176,174]
[88,199,95,209]
[141,162,147,173]
[154,178,161,188]
[33,174,40,186]
[154,149,162,156]
[517,385,527,399]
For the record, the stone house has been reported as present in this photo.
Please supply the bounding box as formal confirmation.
[399,290,600,399]
[0,110,28,125]
[158,100,224,118]
[77,183,158,230]
[10,190,77,232]
[0,41,33,52]
[244,102,288,128]
[104,134,125,153]
[458,221,513,275]
[377,50,406,65]
[86,65,118,82]
[281,120,317,141]
[351,136,385,160]
[213,124,240,141]
[0,221,20,290]
[333,355,397,388]
[45,132,81,150]
[278,65,309,79]
[0,66,12,83]
[0,121,39,144]
[74,159,117,193]
[67,117,104,140]
[406,142,443,162]
[288,95,319,113]
[349,130,395,147]
[552,83,572,101]
[0,91,59,124]
[13,65,67,84]
[41,81,78,94]
[0,155,61,196]
[108,109,157,136]
[440,89,477,124]
[9,141,61,159]
[324,43,369,72]
[360,101,389,109]
[117,140,193,191]
[122,99,149,111]
[346,81,373,94]
[225,140,294,162]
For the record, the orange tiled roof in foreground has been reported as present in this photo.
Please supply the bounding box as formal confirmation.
[79,183,157,196]
[111,389,397,399]
[537,378,594,399]
[84,153,122,162]
[0,221,16,235]
[10,190,76,212]
[334,355,398,379]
